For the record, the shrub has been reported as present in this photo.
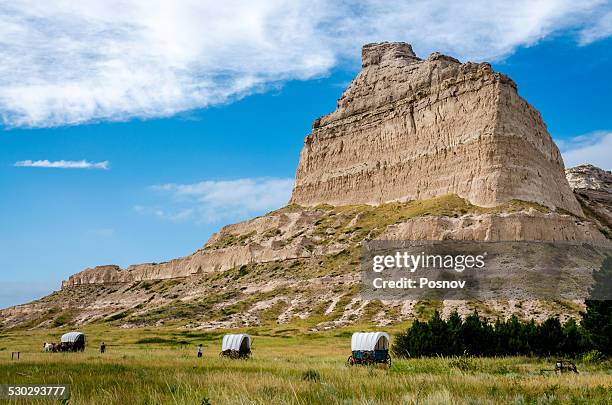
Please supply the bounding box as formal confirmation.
[581,350,604,364]
[449,352,476,372]
[301,369,320,382]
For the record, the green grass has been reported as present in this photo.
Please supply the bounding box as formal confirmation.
[413,300,444,321]
[1,325,611,404]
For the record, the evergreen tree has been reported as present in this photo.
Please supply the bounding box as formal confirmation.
[427,311,450,355]
[392,310,595,358]
[462,311,489,355]
[505,315,525,355]
[561,318,588,356]
[447,310,465,355]
[536,317,563,355]
[582,256,612,355]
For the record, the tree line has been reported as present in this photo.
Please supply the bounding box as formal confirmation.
[393,256,612,358]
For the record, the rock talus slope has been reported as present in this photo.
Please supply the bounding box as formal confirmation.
[290,42,582,216]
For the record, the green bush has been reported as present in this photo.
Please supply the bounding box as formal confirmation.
[301,369,320,382]
[449,352,476,372]
[581,350,604,364]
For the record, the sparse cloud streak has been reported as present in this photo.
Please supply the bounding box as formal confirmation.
[0,1,610,128]
[138,177,294,223]
[14,159,109,169]
[578,10,612,45]
[559,131,612,170]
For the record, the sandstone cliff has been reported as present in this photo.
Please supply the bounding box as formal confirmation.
[290,42,582,216]
[3,43,609,331]
[58,43,606,291]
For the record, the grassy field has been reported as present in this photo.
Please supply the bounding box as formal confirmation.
[1,324,611,404]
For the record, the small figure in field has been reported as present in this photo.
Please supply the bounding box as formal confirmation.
[100,342,106,354]
[555,360,578,374]
[197,344,203,358]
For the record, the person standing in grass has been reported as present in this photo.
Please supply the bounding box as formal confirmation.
[197,344,203,358]
[100,342,106,354]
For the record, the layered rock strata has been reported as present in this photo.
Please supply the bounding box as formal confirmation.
[290,42,582,216]
[59,43,605,289]
[62,200,605,288]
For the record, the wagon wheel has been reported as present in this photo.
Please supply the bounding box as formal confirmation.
[362,351,373,365]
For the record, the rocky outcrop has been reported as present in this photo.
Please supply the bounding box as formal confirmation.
[4,43,610,331]
[566,164,612,233]
[61,209,347,287]
[379,210,605,241]
[33,43,606,321]
[61,197,605,288]
[566,164,612,192]
[59,44,605,290]
[6,196,605,329]
[290,42,582,216]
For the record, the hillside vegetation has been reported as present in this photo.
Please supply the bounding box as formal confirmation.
[1,195,595,331]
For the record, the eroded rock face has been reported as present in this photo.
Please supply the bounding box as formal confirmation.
[45,44,607,314]
[566,164,612,232]
[379,211,605,241]
[61,202,604,288]
[58,44,596,291]
[290,42,582,216]
[61,209,346,287]
[5,44,610,330]
[566,164,612,192]
[7,200,604,329]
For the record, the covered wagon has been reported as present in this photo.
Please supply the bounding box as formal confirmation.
[347,332,391,366]
[220,334,251,359]
[59,332,86,352]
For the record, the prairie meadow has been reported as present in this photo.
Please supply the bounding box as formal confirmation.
[1,324,611,404]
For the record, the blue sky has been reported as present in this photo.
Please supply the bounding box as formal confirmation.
[1,1,611,308]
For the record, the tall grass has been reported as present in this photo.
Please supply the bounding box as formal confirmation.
[0,325,610,404]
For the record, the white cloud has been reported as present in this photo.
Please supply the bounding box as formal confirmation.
[578,10,612,44]
[14,159,109,169]
[139,177,294,223]
[133,205,195,222]
[0,1,610,128]
[559,131,612,170]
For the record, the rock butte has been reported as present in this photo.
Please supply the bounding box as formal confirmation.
[3,44,611,329]
[291,42,582,216]
[55,44,608,288]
